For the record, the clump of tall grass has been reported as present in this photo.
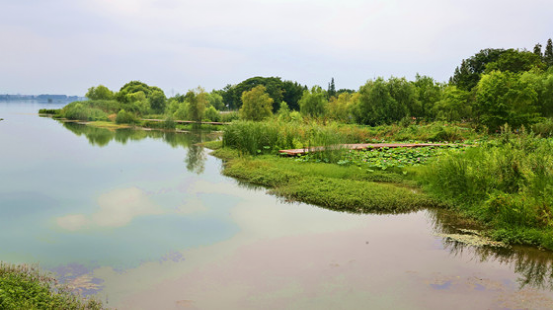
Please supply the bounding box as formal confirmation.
[223,120,346,162]
[219,111,239,123]
[61,102,108,121]
[420,130,553,248]
[0,262,105,309]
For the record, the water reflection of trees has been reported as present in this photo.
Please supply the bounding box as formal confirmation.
[62,122,217,174]
[427,208,553,291]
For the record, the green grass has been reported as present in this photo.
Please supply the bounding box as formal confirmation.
[210,148,438,213]
[419,132,553,249]
[0,262,105,309]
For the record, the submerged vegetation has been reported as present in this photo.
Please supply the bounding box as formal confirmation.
[0,262,104,309]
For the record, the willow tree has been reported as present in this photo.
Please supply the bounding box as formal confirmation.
[186,87,208,125]
[239,85,273,121]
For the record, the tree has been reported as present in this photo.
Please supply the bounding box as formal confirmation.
[239,85,273,121]
[299,86,328,118]
[281,80,305,111]
[433,86,471,122]
[116,81,165,103]
[149,90,166,113]
[207,91,224,110]
[485,49,544,73]
[387,76,415,120]
[450,48,505,91]
[85,85,114,100]
[412,74,441,120]
[354,78,406,125]
[185,87,208,124]
[544,38,553,68]
[327,77,336,99]
[475,71,540,131]
[234,77,283,111]
[328,92,357,122]
[533,43,543,59]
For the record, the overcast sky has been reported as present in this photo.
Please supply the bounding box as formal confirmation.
[1,0,552,96]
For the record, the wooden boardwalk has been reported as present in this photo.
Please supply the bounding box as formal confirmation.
[279,143,450,156]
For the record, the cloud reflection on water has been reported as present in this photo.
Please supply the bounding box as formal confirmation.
[56,187,164,230]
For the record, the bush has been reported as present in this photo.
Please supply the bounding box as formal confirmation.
[204,106,220,122]
[115,109,138,124]
[61,102,108,121]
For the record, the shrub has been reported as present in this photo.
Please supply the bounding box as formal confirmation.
[115,109,138,124]
[204,106,220,122]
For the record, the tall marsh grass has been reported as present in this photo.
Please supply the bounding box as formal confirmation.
[420,131,553,248]
[222,120,345,162]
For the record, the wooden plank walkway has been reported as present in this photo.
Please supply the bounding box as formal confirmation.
[279,143,450,156]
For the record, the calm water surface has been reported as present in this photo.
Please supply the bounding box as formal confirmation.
[1,101,553,309]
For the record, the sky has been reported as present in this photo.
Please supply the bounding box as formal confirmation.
[1,0,552,96]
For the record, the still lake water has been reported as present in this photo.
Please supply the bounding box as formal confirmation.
[1,101,553,309]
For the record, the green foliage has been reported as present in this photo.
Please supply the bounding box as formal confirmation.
[420,132,553,249]
[239,85,273,121]
[544,38,553,68]
[116,80,165,105]
[337,145,465,171]
[0,262,104,309]
[531,118,553,137]
[149,89,166,113]
[276,101,291,122]
[115,109,138,124]
[434,85,471,122]
[299,86,328,118]
[85,85,114,100]
[219,111,239,123]
[413,74,441,119]
[204,106,220,122]
[161,115,176,129]
[207,92,224,110]
[38,108,59,115]
[61,102,109,121]
[354,78,406,125]
[186,87,208,124]
[215,151,436,213]
[485,49,544,73]
[475,70,540,131]
[223,120,346,163]
[450,48,506,91]
[327,77,336,99]
[328,92,356,122]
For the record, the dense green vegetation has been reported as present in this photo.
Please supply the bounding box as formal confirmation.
[0,262,104,309]
[214,117,553,250]
[420,130,553,249]
[38,39,553,251]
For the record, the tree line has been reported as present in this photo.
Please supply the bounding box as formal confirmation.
[82,38,553,132]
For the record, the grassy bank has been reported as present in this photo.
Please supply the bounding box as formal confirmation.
[211,146,438,214]
[0,262,104,309]
[212,121,553,250]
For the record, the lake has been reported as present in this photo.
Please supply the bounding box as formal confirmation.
[1,101,552,309]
